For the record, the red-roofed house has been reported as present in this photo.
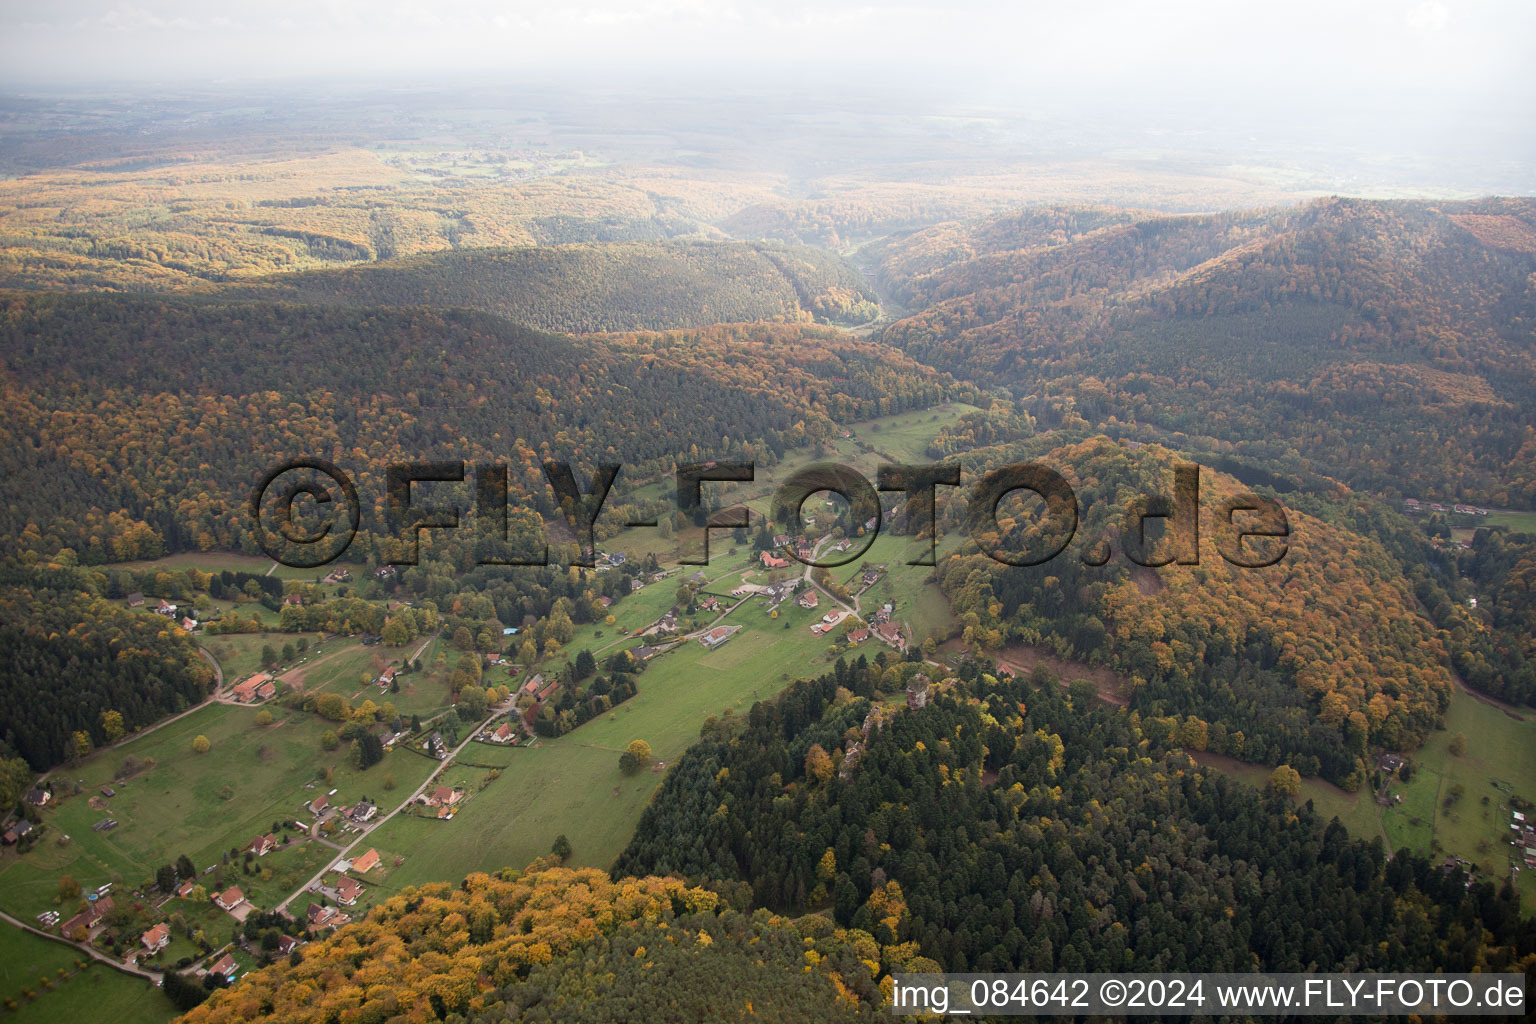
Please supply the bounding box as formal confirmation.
[335,877,364,906]
[351,848,380,874]
[141,923,170,951]
[248,833,276,857]
[214,886,246,912]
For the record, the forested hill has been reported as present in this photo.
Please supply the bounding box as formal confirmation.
[218,240,879,333]
[176,864,885,1022]
[0,293,971,564]
[873,197,1536,507]
[616,660,1536,975]
[928,437,1455,776]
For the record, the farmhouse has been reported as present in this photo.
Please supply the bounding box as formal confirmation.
[308,794,329,816]
[489,721,517,744]
[874,621,904,649]
[351,848,381,873]
[232,672,274,702]
[59,896,113,939]
[126,592,145,608]
[760,552,791,569]
[140,923,170,951]
[847,627,870,644]
[536,679,558,702]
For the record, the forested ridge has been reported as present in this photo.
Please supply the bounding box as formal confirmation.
[0,564,215,769]
[924,436,1455,781]
[176,864,885,1023]
[219,240,879,333]
[875,197,1536,507]
[616,658,1536,975]
[0,293,972,564]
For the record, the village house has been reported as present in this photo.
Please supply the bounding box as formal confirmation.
[248,833,276,857]
[874,621,904,649]
[631,645,660,662]
[181,616,198,632]
[59,896,113,940]
[772,534,790,548]
[140,923,171,952]
[760,551,791,569]
[798,590,819,609]
[126,592,145,608]
[700,596,719,612]
[275,934,301,956]
[157,599,177,616]
[697,625,738,650]
[489,721,517,744]
[536,678,558,702]
[207,954,238,981]
[348,800,378,824]
[351,848,381,873]
[283,593,303,607]
[335,876,364,906]
[426,786,463,809]
[175,880,196,899]
[847,627,870,644]
[214,886,248,912]
[306,902,345,933]
[308,794,329,817]
[520,674,543,697]
[323,568,351,584]
[24,785,50,807]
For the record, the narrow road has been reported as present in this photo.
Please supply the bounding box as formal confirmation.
[0,909,162,983]
[275,707,502,914]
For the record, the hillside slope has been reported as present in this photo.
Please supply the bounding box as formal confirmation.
[0,293,967,564]
[875,197,1536,506]
[221,240,878,332]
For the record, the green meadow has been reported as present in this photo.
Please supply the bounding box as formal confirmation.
[0,927,174,1024]
[0,702,436,920]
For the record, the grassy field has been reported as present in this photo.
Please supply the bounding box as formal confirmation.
[200,631,296,682]
[838,529,967,645]
[0,926,175,1024]
[0,702,437,920]
[370,595,851,884]
[1482,508,1536,535]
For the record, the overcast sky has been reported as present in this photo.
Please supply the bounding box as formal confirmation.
[1,0,1532,115]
